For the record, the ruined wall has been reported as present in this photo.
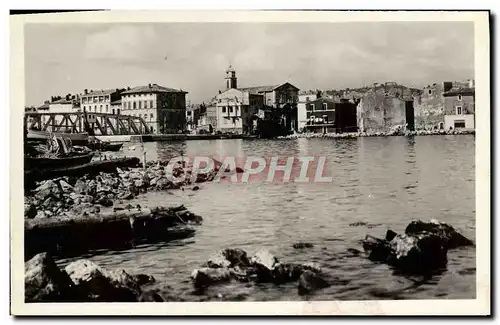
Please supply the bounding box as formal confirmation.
[444,94,475,115]
[357,90,407,132]
[413,84,445,130]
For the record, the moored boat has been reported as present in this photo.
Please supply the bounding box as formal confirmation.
[27,129,89,146]
[24,152,94,171]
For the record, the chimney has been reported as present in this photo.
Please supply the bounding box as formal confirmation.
[148,83,152,88]
[127,86,131,90]
[84,89,88,95]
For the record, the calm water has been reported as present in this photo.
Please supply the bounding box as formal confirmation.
[58,135,476,301]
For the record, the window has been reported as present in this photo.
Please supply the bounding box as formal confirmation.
[128,102,131,110]
[99,105,103,113]
[306,97,310,102]
[82,97,87,104]
[454,120,466,128]
[323,103,328,110]
[112,109,115,115]
[150,100,153,108]
[229,106,234,113]
[117,109,120,115]
[105,105,109,113]
[94,105,97,112]
[139,101,142,109]
[428,89,432,95]
[458,94,463,101]
[133,102,136,109]
[222,106,226,113]
[150,113,154,118]
[456,106,463,115]
[144,101,148,109]
[99,96,104,102]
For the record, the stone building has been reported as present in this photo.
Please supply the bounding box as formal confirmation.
[413,79,474,130]
[213,66,299,134]
[357,86,415,132]
[120,83,188,134]
[443,84,475,130]
[81,89,123,115]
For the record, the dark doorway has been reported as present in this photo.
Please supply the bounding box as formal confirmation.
[405,101,415,131]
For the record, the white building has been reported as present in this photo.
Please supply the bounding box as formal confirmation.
[297,91,319,131]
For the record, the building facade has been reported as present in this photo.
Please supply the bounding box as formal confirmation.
[297,90,320,131]
[120,83,188,134]
[214,88,264,134]
[443,86,475,130]
[304,98,336,133]
[81,89,123,114]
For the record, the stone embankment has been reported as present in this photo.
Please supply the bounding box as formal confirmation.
[278,129,475,140]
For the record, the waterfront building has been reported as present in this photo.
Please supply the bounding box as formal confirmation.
[304,97,336,133]
[110,99,122,115]
[120,83,188,134]
[443,81,475,130]
[297,90,320,131]
[213,65,300,133]
[80,89,123,114]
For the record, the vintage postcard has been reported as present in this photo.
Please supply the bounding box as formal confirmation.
[10,10,490,316]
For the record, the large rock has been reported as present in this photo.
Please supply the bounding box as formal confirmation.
[388,233,448,274]
[191,267,232,289]
[207,248,250,268]
[25,252,78,302]
[298,270,330,295]
[24,203,37,219]
[405,219,474,249]
[250,249,280,282]
[363,220,464,274]
[34,180,61,201]
[64,259,139,302]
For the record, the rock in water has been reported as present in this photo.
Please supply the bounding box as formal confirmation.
[363,235,391,262]
[223,248,251,268]
[388,233,448,274]
[293,242,314,249]
[298,270,330,295]
[139,290,165,302]
[64,259,138,302]
[191,268,232,289]
[206,250,231,268]
[385,229,398,241]
[25,252,77,302]
[250,249,279,282]
[405,220,474,249]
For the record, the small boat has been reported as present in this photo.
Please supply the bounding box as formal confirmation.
[87,141,123,152]
[24,152,94,171]
[27,129,89,146]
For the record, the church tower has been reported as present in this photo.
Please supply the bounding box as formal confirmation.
[225,65,237,89]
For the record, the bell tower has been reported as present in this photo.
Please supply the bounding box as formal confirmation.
[225,65,237,89]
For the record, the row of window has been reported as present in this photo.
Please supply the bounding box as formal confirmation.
[82,95,110,104]
[128,113,155,119]
[221,106,250,114]
[123,100,156,110]
[83,104,110,113]
[308,103,331,110]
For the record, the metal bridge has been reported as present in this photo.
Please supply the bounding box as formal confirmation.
[24,112,152,135]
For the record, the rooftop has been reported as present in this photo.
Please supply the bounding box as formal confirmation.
[51,98,74,105]
[84,89,119,96]
[122,84,187,95]
[239,82,299,94]
[443,87,475,96]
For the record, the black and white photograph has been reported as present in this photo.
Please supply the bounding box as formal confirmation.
[10,10,490,316]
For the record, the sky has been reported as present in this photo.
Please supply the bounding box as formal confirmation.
[24,22,474,107]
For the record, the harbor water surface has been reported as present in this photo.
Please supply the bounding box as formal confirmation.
[58,135,476,301]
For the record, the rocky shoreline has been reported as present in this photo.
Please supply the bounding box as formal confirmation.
[278,129,475,140]
[25,219,473,302]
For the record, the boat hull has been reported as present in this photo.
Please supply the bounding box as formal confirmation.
[24,153,94,171]
[27,130,89,146]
